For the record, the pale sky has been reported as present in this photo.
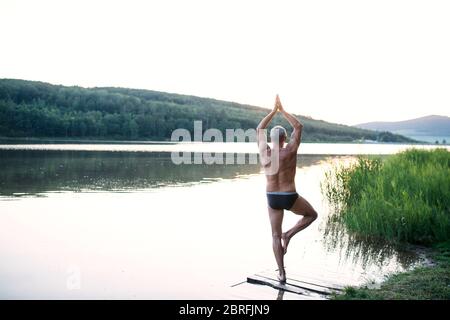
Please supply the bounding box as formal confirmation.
[1,0,449,125]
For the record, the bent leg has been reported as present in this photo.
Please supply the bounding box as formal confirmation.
[282,195,318,254]
[268,206,286,282]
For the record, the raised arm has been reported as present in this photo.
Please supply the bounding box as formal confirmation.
[276,95,303,150]
[256,100,278,148]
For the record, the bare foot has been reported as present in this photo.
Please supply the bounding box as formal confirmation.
[277,271,286,283]
[281,232,290,255]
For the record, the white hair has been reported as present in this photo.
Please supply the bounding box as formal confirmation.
[270,125,287,143]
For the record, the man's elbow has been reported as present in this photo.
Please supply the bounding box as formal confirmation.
[294,123,303,130]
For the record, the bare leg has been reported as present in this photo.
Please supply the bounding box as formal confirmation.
[268,206,286,283]
[282,195,318,254]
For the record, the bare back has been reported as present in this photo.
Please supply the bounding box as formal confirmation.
[261,146,298,192]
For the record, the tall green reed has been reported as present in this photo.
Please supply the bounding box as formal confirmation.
[323,149,450,245]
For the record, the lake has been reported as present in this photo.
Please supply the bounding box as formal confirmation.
[0,142,448,299]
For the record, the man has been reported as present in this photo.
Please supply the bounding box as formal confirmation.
[256,95,318,283]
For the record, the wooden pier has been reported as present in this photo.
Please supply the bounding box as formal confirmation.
[232,269,345,300]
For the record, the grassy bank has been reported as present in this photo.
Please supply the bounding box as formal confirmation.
[323,148,450,299]
[332,241,450,300]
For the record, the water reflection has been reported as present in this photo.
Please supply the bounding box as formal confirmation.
[322,216,419,270]
[276,289,285,300]
[0,150,325,197]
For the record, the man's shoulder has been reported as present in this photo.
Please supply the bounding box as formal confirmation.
[281,145,298,157]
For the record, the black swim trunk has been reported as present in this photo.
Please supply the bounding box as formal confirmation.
[266,192,299,210]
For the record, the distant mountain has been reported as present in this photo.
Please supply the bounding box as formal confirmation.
[0,79,416,143]
[355,115,450,144]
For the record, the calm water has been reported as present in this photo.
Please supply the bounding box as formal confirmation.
[0,141,446,155]
[0,142,447,299]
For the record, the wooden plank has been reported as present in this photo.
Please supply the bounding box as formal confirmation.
[259,270,344,293]
[286,277,343,293]
[287,274,346,291]
[271,268,347,291]
[256,272,336,295]
[230,280,247,287]
[247,275,325,299]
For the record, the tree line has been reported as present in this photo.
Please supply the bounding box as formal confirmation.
[0,79,416,143]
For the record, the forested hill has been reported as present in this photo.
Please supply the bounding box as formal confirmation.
[0,79,416,143]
